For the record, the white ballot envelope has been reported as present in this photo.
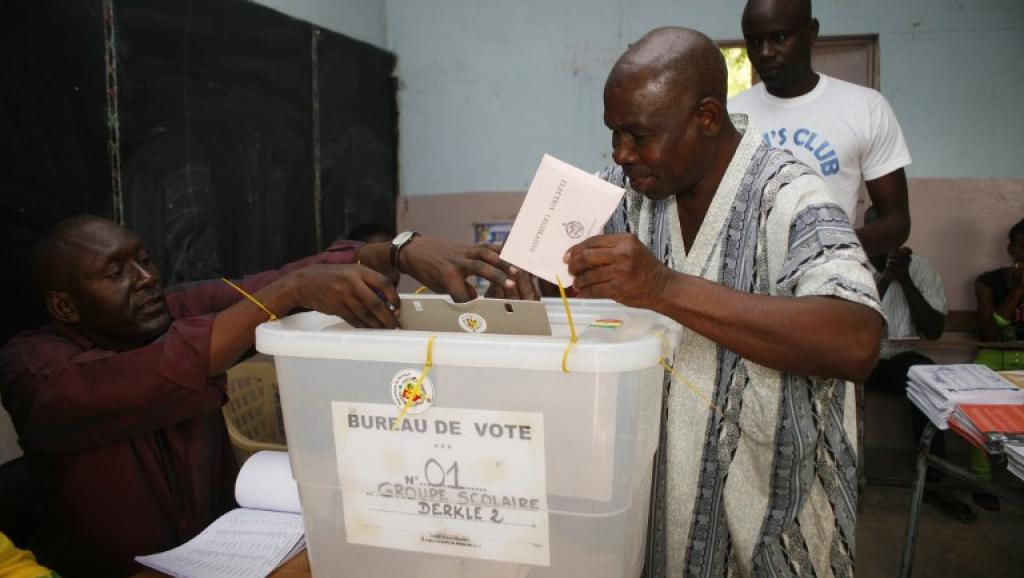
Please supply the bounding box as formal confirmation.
[500,154,625,285]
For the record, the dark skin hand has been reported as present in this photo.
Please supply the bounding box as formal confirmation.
[858,169,911,258]
[209,263,399,376]
[565,233,882,381]
[479,244,541,300]
[210,236,536,378]
[388,237,529,302]
[876,247,944,340]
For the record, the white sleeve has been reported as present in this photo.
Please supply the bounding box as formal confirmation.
[908,255,947,314]
[861,93,912,181]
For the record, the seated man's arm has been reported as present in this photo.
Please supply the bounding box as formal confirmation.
[2,318,230,454]
[857,168,910,258]
[208,263,399,376]
[191,240,365,313]
[884,248,945,340]
[4,263,401,451]
[567,233,881,381]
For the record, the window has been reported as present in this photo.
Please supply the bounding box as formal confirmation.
[718,35,879,94]
[721,46,753,98]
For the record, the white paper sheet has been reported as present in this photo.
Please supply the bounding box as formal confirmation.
[236,450,301,514]
[499,154,624,285]
[135,509,305,578]
[333,402,550,566]
[135,451,305,578]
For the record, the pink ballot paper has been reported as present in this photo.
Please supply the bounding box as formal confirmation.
[500,154,625,285]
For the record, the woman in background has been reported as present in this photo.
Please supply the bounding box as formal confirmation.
[971,216,1024,510]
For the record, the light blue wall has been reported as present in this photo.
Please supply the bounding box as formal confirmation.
[248,0,387,48]
[387,0,1024,195]
[246,1,1024,194]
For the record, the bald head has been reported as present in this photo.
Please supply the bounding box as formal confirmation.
[602,27,741,202]
[33,214,117,294]
[608,27,728,105]
[743,0,812,24]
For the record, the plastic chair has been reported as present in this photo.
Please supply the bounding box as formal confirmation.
[222,356,287,464]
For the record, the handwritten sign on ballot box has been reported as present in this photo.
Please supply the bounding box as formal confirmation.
[332,402,550,566]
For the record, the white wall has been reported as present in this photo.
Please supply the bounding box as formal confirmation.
[248,0,387,48]
[387,0,1024,196]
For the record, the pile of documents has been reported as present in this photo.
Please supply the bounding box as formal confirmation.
[948,403,1024,452]
[136,451,304,578]
[906,364,1024,429]
[1005,443,1024,482]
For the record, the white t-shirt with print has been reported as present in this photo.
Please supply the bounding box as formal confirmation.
[729,74,912,221]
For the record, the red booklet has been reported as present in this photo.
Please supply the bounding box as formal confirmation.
[958,404,1024,434]
[950,403,1024,452]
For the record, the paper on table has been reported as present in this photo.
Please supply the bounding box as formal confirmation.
[499,154,624,285]
[135,509,305,578]
[236,450,301,513]
[135,451,305,578]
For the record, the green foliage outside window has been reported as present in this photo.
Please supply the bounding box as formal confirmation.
[721,47,752,98]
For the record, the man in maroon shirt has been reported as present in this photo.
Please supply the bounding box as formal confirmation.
[0,215,526,577]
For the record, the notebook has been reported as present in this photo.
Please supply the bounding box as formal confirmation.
[135,451,304,578]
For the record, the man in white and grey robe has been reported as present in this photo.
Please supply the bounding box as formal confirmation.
[566,27,883,578]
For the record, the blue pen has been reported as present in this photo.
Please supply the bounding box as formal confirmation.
[373,288,397,312]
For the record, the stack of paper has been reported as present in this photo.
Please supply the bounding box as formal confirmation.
[999,370,1024,389]
[906,364,1024,429]
[1005,443,1024,482]
[136,451,305,578]
[948,403,1024,452]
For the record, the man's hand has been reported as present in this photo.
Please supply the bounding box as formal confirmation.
[564,233,673,309]
[882,247,913,284]
[290,264,399,329]
[480,244,540,300]
[399,237,534,302]
[210,264,399,376]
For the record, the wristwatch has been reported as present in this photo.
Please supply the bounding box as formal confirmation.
[390,230,419,271]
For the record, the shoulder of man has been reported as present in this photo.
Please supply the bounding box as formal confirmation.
[727,84,762,110]
[820,74,901,125]
[0,323,86,385]
[821,74,886,101]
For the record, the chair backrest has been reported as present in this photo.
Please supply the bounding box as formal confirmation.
[223,357,286,464]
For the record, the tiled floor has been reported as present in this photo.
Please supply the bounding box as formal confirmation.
[857,449,1024,578]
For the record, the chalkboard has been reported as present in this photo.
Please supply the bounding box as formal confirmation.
[0,0,110,343]
[318,29,398,246]
[0,0,397,342]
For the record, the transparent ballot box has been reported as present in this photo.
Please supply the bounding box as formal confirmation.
[255,297,679,578]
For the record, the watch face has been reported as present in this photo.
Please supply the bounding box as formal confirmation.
[393,231,414,247]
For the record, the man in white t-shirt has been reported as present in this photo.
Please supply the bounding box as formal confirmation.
[730,0,912,257]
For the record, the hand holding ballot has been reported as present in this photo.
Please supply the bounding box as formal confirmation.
[563,232,674,309]
[499,155,624,286]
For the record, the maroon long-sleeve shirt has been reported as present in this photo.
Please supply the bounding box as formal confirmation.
[0,242,360,577]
